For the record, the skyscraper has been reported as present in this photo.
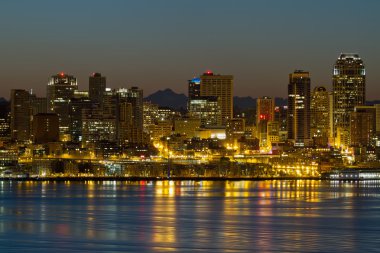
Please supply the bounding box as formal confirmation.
[287,70,311,147]
[116,87,144,145]
[89,73,106,105]
[256,97,274,149]
[256,97,274,124]
[310,86,330,147]
[200,71,233,126]
[333,53,366,146]
[10,89,31,142]
[47,73,78,140]
[188,77,201,99]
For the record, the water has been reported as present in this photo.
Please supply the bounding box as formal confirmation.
[0,180,380,252]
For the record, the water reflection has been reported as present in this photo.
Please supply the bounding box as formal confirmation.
[0,180,379,252]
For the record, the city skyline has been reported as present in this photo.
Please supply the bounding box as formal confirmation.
[0,1,380,99]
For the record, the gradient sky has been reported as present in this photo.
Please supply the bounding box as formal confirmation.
[0,0,379,99]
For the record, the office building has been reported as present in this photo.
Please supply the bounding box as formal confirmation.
[116,87,144,145]
[310,86,330,147]
[200,71,233,125]
[188,96,221,126]
[32,113,59,144]
[47,73,78,140]
[89,73,106,105]
[287,70,311,147]
[333,53,366,144]
[10,89,32,142]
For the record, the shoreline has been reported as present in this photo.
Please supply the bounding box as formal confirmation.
[0,176,377,181]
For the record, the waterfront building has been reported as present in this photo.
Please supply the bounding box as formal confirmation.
[47,73,78,140]
[333,53,366,146]
[287,70,311,147]
[350,106,376,147]
[310,86,330,147]
[32,113,59,144]
[0,100,10,139]
[89,73,106,105]
[200,71,233,125]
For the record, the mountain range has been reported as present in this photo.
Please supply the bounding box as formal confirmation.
[144,89,287,110]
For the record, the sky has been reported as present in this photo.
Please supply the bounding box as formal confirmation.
[0,0,379,99]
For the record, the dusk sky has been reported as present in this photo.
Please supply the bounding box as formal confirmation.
[0,0,379,99]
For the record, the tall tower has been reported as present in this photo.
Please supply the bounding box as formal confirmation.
[10,89,32,142]
[188,77,201,99]
[116,87,144,145]
[256,97,274,149]
[333,53,365,144]
[47,72,78,140]
[287,70,311,147]
[200,71,233,126]
[310,86,330,147]
[89,72,106,105]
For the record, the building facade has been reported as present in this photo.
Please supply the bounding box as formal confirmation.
[287,71,311,147]
[310,86,330,147]
[47,73,78,140]
[200,71,233,125]
[333,53,366,146]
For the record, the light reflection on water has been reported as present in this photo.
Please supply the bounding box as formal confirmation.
[0,180,380,252]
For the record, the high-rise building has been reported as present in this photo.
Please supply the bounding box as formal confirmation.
[188,77,201,99]
[116,87,144,145]
[10,89,32,142]
[287,70,311,147]
[333,53,366,144]
[256,97,274,149]
[89,73,106,105]
[82,108,117,145]
[0,99,10,139]
[188,96,221,126]
[310,86,330,147]
[226,118,245,149]
[350,106,376,147]
[256,97,274,124]
[47,73,78,140]
[32,113,59,144]
[200,71,233,125]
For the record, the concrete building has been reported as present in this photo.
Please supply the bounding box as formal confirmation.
[32,113,59,144]
[200,71,233,125]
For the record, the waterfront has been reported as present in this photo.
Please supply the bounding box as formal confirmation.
[1,180,380,252]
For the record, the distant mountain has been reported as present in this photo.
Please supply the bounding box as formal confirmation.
[144,89,187,110]
[145,90,290,111]
[233,96,256,110]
